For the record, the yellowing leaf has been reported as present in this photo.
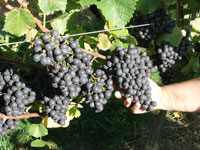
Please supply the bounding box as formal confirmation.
[97,33,112,50]
[173,112,183,119]
[25,28,38,41]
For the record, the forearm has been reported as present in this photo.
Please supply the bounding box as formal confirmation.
[160,78,200,112]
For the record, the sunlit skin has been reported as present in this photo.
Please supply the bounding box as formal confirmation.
[115,78,200,114]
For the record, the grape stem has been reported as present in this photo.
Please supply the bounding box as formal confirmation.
[82,49,106,60]
[0,113,40,119]
[0,56,44,71]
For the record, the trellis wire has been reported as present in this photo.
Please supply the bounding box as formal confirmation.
[0,23,152,47]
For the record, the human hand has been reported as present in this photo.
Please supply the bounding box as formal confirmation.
[115,79,163,114]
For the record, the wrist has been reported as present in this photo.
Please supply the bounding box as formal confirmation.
[159,86,171,111]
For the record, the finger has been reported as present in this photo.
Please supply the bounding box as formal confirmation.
[124,98,132,108]
[131,102,147,114]
[114,91,123,100]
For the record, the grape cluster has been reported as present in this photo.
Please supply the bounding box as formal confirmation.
[47,64,92,99]
[32,31,96,125]
[33,30,69,66]
[82,69,113,112]
[155,42,179,73]
[135,9,175,41]
[160,66,176,85]
[104,44,157,111]
[0,69,36,116]
[178,37,192,57]
[33,74,69,126]
[154,37,192,85]
[0,68,36,136]
[194,42,200,53]
[0,119,19,136]
[46,39,93,96]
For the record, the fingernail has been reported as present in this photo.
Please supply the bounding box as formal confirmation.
[115,91,122,99]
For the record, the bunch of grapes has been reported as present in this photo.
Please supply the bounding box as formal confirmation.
[104,44,157,111]
[178,37,192,57]
[0,119,19,136]
[33,73,69,126]
[0,68,36,136]
[32,30,96,125]
[0,69,36,116]
[135,9,175,41]
[194,42,200,52]
[33,30,71,66]
[155,42,180,73]
[160,66,176,85]
[82,69,113,112]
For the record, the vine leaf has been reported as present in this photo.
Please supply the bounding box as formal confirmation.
[25,29,38,41]
[110,39,124,51]
[192,56,199,72]
[97,33,112,50]
[97,0,138,27]
[79,0,97,7]
[31,139,47,147]
[84,42,94,52]
[155,27,182,47]
[164,0,176,5]
[136,0,162,15]
[119,36,138,46]
[79,0,138,27]
[51,10,79,35]
[104,22,129,38]
[38,0,67,15]
[150,71,163,85]
[3,8,35,37]
[28,124,48,138]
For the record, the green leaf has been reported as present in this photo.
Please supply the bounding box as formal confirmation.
[66,0,81,11]
[0,15,5,30]
[156,27,182,47]
[3,8,35,37]
[51,10,79,35]
[28,124,48,138]
[79,0,98,7]
[84,42,94,51]
[97,0,138,27]
[38,0,67,15]
[74,109,81,118]
[110,39,124,51]
[136,0,161,15]
[31,139,47,147]
[192,56,199,72]
[164,0,176,5]
[150,71,163,85]
[119,35,138,46]
[79,0,138,26]
[181,59,192,73]
[68,105,82,120]
[104,22,129,38]
[51,19,66,35]
[183,0,198,9]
